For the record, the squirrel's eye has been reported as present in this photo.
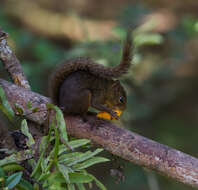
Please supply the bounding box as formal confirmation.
[119,96,124,103]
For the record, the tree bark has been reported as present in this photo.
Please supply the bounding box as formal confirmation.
[0,28,30,89]
[0,78,198,189]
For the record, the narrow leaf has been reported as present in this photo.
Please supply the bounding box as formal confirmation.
[68,183,75,190]
[73,157,109,170]
[31,118,54,178]
[47,171,66,184]
[33,183,40,190]
[2,163,24,172]
[21,119,35,147]
[0,86,14,121]
[26,101,32,109]
[67,139,90,149]
[69,172,93,183]
[88,174,107,190]
[0,155,18,167]
[77,183,86,190]
[58,139,90,155]
[6,172,22,189]
[15,104,24,115]
[58,163,70,183]
[54,122,59,164]
[59,152,82,162]
[16,178,34,190]
[47,103,68,143]
[134,33,163,47]
[55,106,68,143]
[0,167,5,177]
[68,149,103,166]
[32,107,39,113]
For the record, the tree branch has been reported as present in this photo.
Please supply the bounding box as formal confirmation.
[0,78,198,189]
[0,28,42,153]
[0,28,31,89]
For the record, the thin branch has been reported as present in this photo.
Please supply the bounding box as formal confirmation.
[0,79,49,125]
[0,78,198,189]
[0,27,30,89]
[0,28,42,154]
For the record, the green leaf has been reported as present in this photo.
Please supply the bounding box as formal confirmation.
[43,123,60,174]
[0,177,5,186]
[40,157,49,173]
[0,167,5,177]
[58,139,90,154]
[73,157,109,170]
[67,183,75,190]
[0,156,17,167]
[88,174,107,190]
[16,178,34,190]
[2,164,24,172]
[0,86,14,121]
[6,172,22,189]
[69,172,93,183]
[37,173,51,181]
[33,183,40,190]
[32,107,39,113]
[21,119,35,147]
[46,171,66,185]
[39,136,48,153]
[55,106,68,143]
[49,185,66,190]
[67,148,104,166]
[26,101,32,109]
[31,118,54,178]
[59,152,83,163]
[58,163,70,183]
[68,139,90,148]
[14,104,24,115]
[112,27,126,38]
[53,121,59,164]
[76,183,86,190]
[134,33,163,47]
[47,103,68,143]
[0,167,5,186]
[48,182,65,190]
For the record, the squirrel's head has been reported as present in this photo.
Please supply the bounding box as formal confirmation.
[106,80,127,112]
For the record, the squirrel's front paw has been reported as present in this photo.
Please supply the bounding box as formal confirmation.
[97,110,121,120]
[110,111,119,120]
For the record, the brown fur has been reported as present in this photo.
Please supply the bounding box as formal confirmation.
[48,30,133,117]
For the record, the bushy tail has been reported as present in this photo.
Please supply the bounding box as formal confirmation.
[87,30,133,78]
[49,30,133,104]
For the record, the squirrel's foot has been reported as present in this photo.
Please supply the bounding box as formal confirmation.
[110,110,119,120]
[89,118,106,129]
[81,112,97,122]
[82,114,105,129]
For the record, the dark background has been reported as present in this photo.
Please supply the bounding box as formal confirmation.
[1,0,198,189]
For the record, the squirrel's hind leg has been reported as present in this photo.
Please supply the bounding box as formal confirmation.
[59,88,91,115]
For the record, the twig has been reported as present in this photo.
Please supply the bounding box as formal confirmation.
[0,27,30,89]
[0,78,198,189]
[0,79,49,125]
[0,28,42,154]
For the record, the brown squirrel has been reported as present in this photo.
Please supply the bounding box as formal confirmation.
[49,30,132,119]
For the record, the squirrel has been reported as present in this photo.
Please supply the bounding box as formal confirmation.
[48,30,132,120]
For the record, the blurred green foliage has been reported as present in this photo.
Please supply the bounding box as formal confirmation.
[0,88,109,190]
[0,1,198,190]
